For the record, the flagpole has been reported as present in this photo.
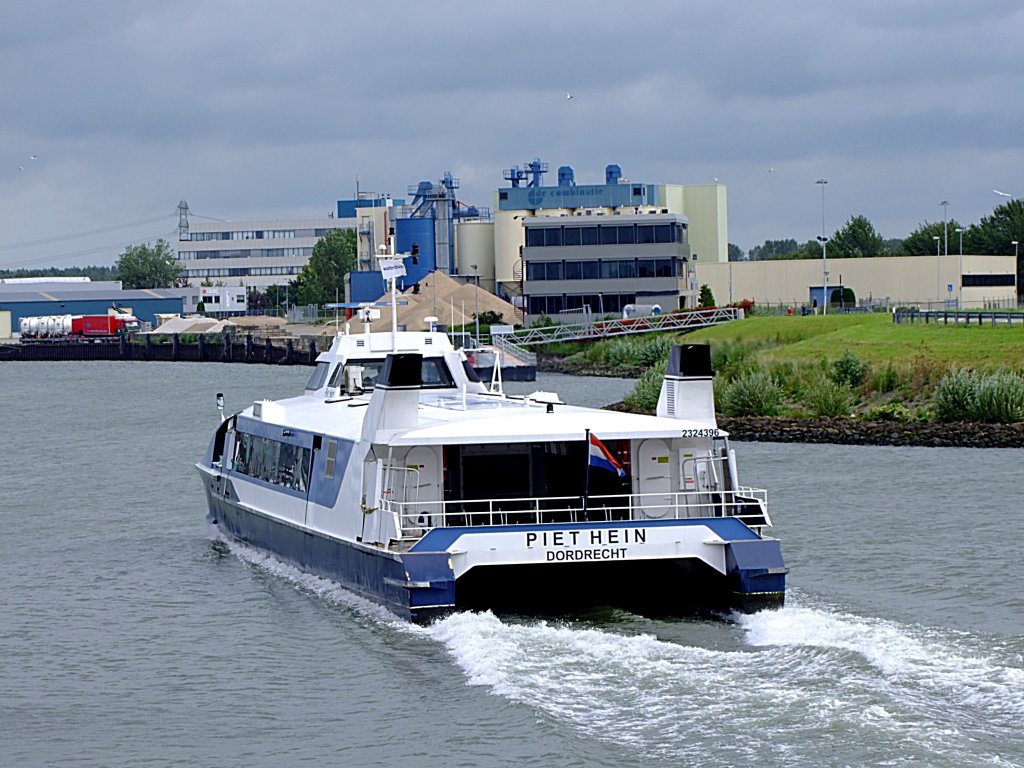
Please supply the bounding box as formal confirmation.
[582,429,590,520]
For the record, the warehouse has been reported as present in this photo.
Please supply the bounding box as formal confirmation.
[0,286,185,338]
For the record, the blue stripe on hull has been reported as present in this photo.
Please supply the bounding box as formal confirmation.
[206,493,453,622]
[204,491,783,621]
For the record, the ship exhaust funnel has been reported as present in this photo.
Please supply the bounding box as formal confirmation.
[656,344,717,426]
[360,353,423,441]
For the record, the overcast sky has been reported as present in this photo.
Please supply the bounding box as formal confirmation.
[2,0,1022,270]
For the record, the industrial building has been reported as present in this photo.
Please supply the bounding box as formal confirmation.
[521,211,695,316]
[0,283,185,337]
[696,254,1017,310]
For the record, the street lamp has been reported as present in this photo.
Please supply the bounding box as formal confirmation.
[816,179,828,315]
[470,263,480,345]
[939,200,949,256]
[817,236,829,314]
[955,228,964,309]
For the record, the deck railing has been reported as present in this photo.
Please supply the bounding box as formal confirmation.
[381,487,770,541]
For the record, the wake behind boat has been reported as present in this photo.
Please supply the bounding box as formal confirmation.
[197,286,787,622]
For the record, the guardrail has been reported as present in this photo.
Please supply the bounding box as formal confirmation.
[894,309,1024,325]
[382,487,770,540]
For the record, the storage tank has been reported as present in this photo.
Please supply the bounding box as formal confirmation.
[455,220,496,292]
[19,317,33,337]
[55,315,74,336]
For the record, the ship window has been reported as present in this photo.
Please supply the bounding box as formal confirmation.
[422,358,456,388]
[306,361,331,390]
[325,439,338,479]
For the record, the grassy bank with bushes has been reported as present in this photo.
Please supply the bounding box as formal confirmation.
[560,314,1024,424]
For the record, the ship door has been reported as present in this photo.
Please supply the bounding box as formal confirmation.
[636,438,674,519]
[405,446,442,528]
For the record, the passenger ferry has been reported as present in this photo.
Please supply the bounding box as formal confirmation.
[197,299,787,622]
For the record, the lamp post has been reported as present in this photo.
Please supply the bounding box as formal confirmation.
[816,179,828,315]
[470,263,480,345]
[817,236,829,314]
[956,227,964,308]
[940,200,949,256]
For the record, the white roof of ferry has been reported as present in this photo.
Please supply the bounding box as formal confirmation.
[390,401,721,445]
[247,390,722,445]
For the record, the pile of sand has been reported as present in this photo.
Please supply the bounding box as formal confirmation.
[366,271,517,332]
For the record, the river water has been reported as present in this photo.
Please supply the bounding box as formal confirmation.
[2,361,1022,767]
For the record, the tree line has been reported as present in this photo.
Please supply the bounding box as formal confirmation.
[737,198,1024,291]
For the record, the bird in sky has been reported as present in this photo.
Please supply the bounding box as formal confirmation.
[566,92,574,101]
[994,189,1012,197]
[29,154,37,160]
[19,165,24,171]
[769,167,774,173]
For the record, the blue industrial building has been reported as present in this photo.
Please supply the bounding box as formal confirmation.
[0,288,185,332]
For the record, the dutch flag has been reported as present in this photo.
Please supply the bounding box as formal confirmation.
[588,432,626,478]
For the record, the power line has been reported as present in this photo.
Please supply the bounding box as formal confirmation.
[0,230,178,268]
[0,213,176,251]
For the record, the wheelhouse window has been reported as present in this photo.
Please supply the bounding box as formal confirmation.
[233,432,311,493]
[305,361,331,390]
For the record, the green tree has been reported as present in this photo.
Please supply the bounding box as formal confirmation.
[115,239,182,288]
[728,243,745,261]
[900,221,954,256]
[828,215,886,258]
[749,239,799,260]
[297,229,356,306]
[698,284,716,307]
[967,198,1024,292]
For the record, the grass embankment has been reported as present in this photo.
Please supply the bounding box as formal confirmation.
[560,313,1024,423]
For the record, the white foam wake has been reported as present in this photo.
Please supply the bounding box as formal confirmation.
[221,539,1024,766]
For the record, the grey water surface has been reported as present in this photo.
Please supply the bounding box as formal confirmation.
[1,361,1021,767]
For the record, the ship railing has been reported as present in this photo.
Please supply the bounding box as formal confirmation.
[383,487,769,541]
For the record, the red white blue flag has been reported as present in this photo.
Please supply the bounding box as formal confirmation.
[589,433,626,477]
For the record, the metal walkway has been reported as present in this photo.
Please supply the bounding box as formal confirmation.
[496,307,743,350]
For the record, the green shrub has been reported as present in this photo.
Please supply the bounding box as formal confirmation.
[718,369,782,417]
[933,369,977,422]
[623,361,668,413]
[862,401,914,423]
[868,363,901,394]
[831,349,868,388]
[972,371,1024,424]
[802,379,852,418]
[934,369,1024,423]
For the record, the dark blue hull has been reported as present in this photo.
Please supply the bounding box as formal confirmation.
[205,492,455,623]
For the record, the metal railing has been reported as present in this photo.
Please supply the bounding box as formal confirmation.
[489,333,537,365]
[894,308,1024,325]
[506,307,742,346]
[382,487,770,541]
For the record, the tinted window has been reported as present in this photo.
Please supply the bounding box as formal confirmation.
[564,261,582,280]
[654,224,672,243]
[601,261,619,279]
[637,225,655,244]
[563,227,581,246]
[305,361,331,390]
[581,261,600,280]
[638,260,655,278]
[599,226,617,245]
[655,258,675,277]
[527,262,545,280]
[526,228,544,247]
[618,259,636,278]
[545,262,563,280]
[617,226,635,244]
[580,226,598,245]
[544,228,563,247]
